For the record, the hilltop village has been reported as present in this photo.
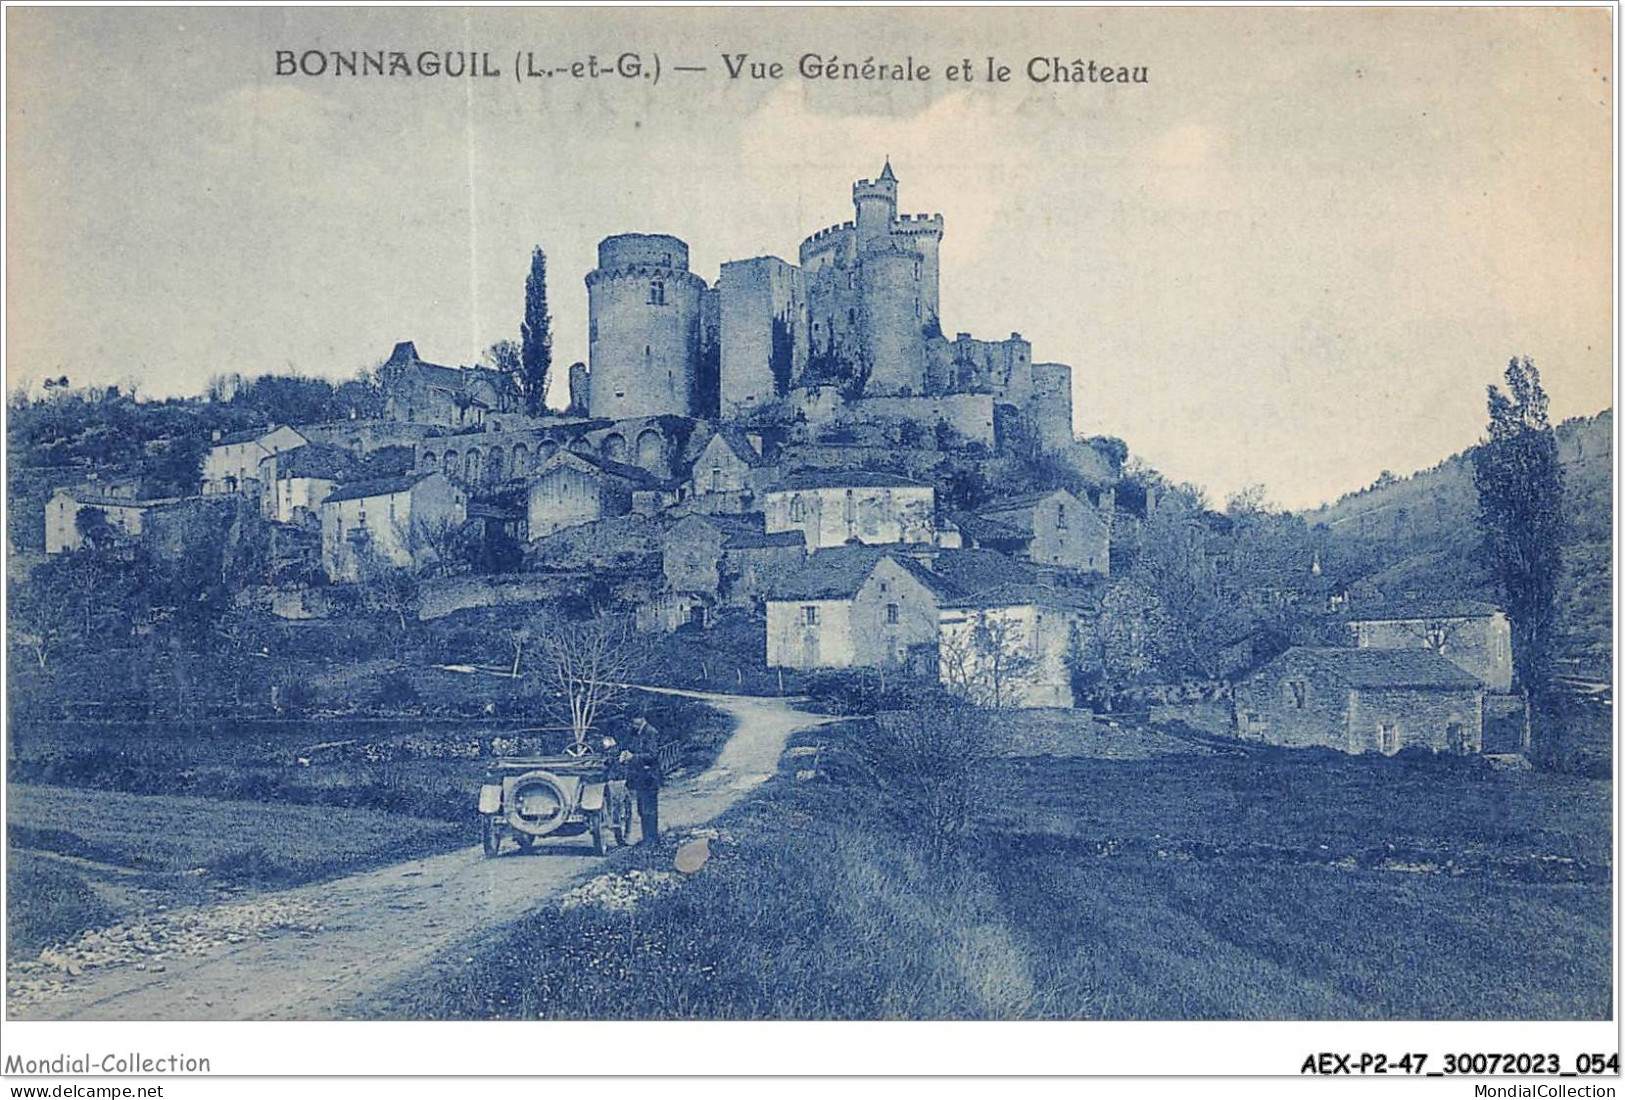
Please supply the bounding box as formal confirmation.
[22,162,1557,755]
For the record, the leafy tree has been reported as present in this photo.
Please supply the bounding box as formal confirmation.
[520,247,553,416]
[1225,483,1272,517]
[482,340,525,412]
[1472,356,1566,752]
[769,313,796,396]
[75,507,124,552]
[1085,435,1129,476]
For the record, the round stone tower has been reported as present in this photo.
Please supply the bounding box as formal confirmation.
[860,237,928,395]
[585,233,706,420]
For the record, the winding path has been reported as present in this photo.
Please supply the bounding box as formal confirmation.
[12,689,830,1021]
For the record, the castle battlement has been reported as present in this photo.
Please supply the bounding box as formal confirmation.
[584,265,708,290]
[802,220,857,247]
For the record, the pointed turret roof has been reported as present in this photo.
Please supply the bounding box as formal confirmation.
[879,158,897,182]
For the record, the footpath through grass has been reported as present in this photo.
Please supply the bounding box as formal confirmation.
[362,708,1612,1020]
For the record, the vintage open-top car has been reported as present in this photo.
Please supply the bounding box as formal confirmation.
[478,747,633,857]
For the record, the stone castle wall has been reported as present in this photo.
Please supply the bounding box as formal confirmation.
[720,257,807,417]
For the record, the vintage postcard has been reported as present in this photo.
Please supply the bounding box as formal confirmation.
[2,3,1616,1082]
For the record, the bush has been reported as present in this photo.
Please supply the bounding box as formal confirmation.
[800,669,949,716]
[7,856,115,953]
[374,672,421,710]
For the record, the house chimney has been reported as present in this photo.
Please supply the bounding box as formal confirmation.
[211,430,222,443]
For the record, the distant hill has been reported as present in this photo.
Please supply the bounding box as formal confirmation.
[1306,409,1612,678]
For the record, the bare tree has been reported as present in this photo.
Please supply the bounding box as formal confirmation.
[354,535,420,637]
[415,515,478,577]
[531,614,647,750]
[940,609,1043,709]
[505,626,530,679]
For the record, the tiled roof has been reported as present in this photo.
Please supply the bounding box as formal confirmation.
[950,510,1030,545]
[703,427,766,468]
[538,449,668,490]
[276,444,360,481]
[766,546,949,601]
[928,549,1098,611]
[1346,599,1502,622]
[765,545,1083,607]
[979,488,1071,514]
[324,472,433,504]
[215,425,290,447]
[769,469,930,492]
[725,528,805,550]
[1270,647,1483,690]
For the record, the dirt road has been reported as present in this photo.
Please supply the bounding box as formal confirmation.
[11,689,829,1021]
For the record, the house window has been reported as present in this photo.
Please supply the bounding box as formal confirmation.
[1285,680,1306,709]
[844,490,856,524]
[648,281,666,306]
[1379,723,1400,754]
[710,467,722,492]
[886,603,899,625]
[802,606,819,627]
[789,495,806,522]
[1056,504,1068,530]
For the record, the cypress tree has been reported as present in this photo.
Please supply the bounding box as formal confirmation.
[520,247,552,416]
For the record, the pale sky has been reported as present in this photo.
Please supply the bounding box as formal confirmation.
[5,7,1613,509]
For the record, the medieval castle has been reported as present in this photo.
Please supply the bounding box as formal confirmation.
[577,161,1074,452]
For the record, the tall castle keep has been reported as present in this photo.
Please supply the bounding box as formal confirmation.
[582,162,1074,452]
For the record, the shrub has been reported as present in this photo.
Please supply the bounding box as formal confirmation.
[7,856,115,953]
[374,671,421,710]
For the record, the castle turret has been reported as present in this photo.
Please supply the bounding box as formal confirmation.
[852,159,899,245]
[860,237,928,395]
[585,233,707,419]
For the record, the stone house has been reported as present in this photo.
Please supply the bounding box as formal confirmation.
[201,424,308,496]
[761,470,936,550]
[1234,647,1485,755]
[376,340,514,427]
[661,513,807,608]
[973,488,1110,574]
[938,588,1092,709]
[45,484,211,557]
[683,428,770,513]
[259,443,362,524]
[765,547,947,670]
[320,470,467,582]
[526,450,669,539]
[1345,599,1513,693]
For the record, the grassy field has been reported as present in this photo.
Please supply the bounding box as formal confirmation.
[364,708,1612,1021]
[6,690,735,956]
[7,785,469,952]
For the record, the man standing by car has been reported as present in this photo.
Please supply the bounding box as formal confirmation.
[622,716,662,845]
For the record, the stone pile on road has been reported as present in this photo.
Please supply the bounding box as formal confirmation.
[7,897,325,1013]
[558,869,678,914]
